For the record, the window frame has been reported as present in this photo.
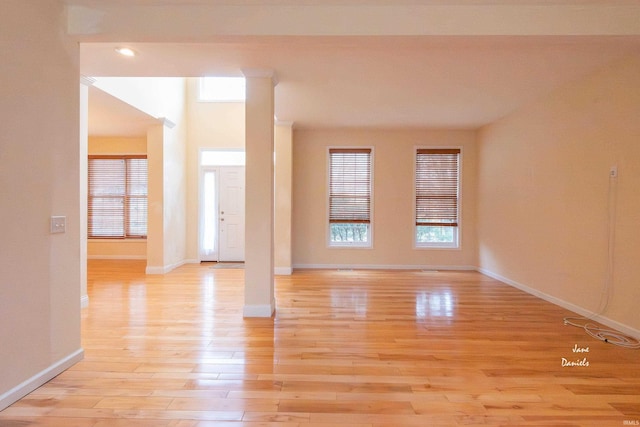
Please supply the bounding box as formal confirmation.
[414,147,462,250]
[88,155,148,239]
[326,147,374,249]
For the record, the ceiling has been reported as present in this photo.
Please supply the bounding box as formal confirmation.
[68,0,640,5]
[88,85,160,137]
[78,1,640,135]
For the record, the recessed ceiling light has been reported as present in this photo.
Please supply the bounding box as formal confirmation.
[115,47,136,57]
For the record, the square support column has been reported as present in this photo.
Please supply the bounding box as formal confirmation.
[79,77,93,309]
[275,122,293,275]
[243,70,276,317]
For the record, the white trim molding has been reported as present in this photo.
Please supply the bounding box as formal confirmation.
[87,255,146,260]
[241,68,279,86]
[293,264,476,271]
[145,260,186,275]
[81,294,90,309]
[80,75,96,86]
[0,348,84,411]
[243,302,275,318]
[478,267,640,340]
[146,265,168,275]
[158,117,176,128]
[275,267,293,275]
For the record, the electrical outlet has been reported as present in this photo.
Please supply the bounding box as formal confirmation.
[50,216,66,234]
[610,166,618,178]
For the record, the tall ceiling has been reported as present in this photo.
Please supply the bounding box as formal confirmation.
[67,0,640,5]
[74,1,640,135]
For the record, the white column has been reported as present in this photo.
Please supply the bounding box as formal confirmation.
[145,124,165,274]
[275,121,293,275]
[243,69,276,317]
[79,76,94,308]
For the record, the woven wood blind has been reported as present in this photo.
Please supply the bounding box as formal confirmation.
[88,156,147,238]
[415,148,460,227]
[329,148,371,224]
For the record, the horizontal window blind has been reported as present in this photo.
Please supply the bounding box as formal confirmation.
[126,158,148,238]
[88,156,147,238]
[416,148,460,227]
[329,148,371,224]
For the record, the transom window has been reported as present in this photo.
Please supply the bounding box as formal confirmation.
[201,150,245,166]
[198,77,246,102]
[88,156,148,239]
[415,148,460,248]
[328,148,373,247]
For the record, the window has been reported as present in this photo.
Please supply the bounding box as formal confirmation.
[415,148,460,248]
[201,150,245,166]
[88,156,148,238]
[328,148,372,247]
[198,77,246,102]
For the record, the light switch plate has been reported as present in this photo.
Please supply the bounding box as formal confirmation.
[50,216,66,234]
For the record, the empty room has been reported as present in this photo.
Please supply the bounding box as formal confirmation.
[2,1,640,426]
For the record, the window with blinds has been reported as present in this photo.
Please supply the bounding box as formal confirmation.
[415,148,460,247]
[88,156,148,238]
[328,148,372,246]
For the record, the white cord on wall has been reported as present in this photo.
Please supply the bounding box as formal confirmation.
[563,167,640,349]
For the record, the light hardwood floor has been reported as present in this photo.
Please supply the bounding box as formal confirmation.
[1,260,639,426]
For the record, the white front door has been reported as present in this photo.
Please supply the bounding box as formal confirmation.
[218,166,245,262]
[199,165,245,262]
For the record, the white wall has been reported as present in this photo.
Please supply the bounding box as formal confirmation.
[93,77,184,124]
[146,124,165,271]
[0,0,83,409]
[477,55,640,335]
[162,88,188,270]
[87,79,188,272]
[146,105,188,273]
[93,79,189,273]
[292,128,478,269]
[275,123,293,274]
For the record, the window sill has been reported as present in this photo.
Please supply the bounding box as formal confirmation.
[415,244,460,250]
[88,238,147,243]
[328,244,373,249]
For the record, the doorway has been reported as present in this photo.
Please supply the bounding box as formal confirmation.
[199,150,246,262]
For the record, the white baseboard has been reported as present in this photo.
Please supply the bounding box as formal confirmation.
[81,294,89,309]
[478,267,640,340]
[145,265,166,274]
[275,267,292,275]
[87,255,146,260]
[292,263,476,271]
[243,302,275,318]
[145,260,186,275]
[0,348,84,411]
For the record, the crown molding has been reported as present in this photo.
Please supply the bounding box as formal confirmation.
[275,120,294,127]
[80,75,96,86]
[241,68,279,86]
[158,117,176,128]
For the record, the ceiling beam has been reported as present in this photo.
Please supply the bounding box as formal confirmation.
[67,3,640,41]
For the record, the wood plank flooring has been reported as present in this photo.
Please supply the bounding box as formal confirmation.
[1,260,639,426]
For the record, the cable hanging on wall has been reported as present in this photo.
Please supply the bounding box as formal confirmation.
[563,166,640,349]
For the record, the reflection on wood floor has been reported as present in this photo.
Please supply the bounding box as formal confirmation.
[1,259,639,426]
